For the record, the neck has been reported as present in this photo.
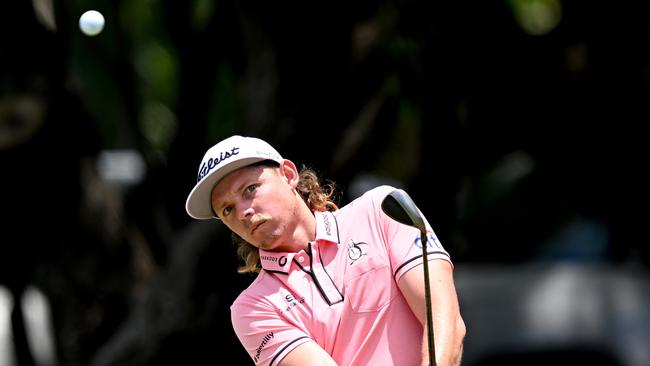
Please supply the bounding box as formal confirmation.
[277,195,316,253]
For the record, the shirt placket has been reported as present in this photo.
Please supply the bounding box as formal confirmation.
[296,242,343,306]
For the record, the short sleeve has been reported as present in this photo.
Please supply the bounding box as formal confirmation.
[231,289,312,365]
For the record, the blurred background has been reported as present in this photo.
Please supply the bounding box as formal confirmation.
[1,0,648,365]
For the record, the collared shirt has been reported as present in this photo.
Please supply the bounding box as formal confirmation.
[230,185,452,365]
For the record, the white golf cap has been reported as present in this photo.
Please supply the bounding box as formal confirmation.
[185,135,283,219]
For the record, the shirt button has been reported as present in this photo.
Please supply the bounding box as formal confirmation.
[298,256,304,263]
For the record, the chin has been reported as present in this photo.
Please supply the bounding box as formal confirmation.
[258,236,282,252]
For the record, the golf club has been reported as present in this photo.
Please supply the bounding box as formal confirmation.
[381,189,436,366]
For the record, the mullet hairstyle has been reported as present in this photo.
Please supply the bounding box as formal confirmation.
[232,163,339,274]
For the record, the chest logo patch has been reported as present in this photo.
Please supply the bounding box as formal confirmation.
[348,239,368,265]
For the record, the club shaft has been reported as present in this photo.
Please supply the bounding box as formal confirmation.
[421,231,436,366]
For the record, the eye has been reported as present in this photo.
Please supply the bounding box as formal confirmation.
[244,184,258,195]
[221,205,233,217]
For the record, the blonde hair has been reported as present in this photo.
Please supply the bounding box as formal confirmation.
[233,164,338,274]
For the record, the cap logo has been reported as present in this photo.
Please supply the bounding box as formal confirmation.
[197,147,240,182]
[255,150,280,160]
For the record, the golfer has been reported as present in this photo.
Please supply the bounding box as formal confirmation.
[185,135,465,365]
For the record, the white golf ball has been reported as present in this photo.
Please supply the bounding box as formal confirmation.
[79,10,105,36]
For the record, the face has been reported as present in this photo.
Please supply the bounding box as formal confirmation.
[210,160,303,251]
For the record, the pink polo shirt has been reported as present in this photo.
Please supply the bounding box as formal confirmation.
[230,185,452,365]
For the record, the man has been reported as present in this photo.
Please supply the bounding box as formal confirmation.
[185,135,465,365]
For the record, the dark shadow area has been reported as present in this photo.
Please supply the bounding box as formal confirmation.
[0,1,648,365]
[476,347,622,366]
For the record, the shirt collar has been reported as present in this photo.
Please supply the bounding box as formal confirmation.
[314,211,340,244]
[259,211,340,273]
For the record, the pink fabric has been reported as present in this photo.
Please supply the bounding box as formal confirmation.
[231,185,452,365]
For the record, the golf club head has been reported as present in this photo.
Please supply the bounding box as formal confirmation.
[381,189,427,233]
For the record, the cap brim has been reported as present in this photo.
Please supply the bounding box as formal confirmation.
[185,156,268,219]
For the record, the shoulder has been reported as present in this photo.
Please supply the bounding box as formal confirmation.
[231,271,273,312]
[340,184,400,210]
[332,185,400,224]
[363,184,400,200]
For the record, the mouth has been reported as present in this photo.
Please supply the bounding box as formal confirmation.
[250,219,266,235]
[249,214,271,236]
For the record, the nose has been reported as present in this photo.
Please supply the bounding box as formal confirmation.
[238,204,255,222]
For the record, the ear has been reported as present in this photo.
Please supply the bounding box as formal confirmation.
[279,159,300,189]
